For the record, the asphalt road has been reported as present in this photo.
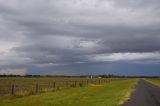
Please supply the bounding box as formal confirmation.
[124,79,160,106]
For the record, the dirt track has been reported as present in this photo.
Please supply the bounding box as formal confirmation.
[124,79,160,106]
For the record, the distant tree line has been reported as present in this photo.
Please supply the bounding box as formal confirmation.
[0,74,160,78]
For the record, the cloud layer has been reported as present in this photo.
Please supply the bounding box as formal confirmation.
[0,68,27,75]
[0,0,160,75]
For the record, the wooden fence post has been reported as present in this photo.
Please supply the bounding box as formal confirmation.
[75,81,76,87]
[36,83,38,93]
[11,84,15,95]
[66,81,68,88]
[53,82,55,88]
[81,81,83,87]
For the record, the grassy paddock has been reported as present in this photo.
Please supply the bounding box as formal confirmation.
[145,78,160,87]
[0,79,137,106]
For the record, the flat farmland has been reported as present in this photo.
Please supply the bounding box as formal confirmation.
[0,79,137,106]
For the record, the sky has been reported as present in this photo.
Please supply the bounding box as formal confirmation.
[0,0,160,76]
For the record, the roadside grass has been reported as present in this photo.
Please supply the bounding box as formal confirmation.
[145,78,160,87]
[0,79,137,106]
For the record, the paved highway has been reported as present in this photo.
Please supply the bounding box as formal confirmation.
[124,79,160,106]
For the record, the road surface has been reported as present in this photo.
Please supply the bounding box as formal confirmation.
[124,79,160,106]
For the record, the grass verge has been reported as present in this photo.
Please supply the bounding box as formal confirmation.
[0,79,137,106]
[145,78,160,87]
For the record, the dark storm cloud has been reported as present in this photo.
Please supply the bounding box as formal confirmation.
[0,0,160,75]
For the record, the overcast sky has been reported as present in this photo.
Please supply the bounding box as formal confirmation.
[0,0,160,76]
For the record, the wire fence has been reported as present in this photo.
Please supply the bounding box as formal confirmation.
[0,78,127,98]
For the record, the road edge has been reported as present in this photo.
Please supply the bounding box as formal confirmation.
[119,79,139,106]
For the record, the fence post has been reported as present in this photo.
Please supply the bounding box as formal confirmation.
[11,84,15,95]
[36,83,38,93]
[66,81,68,88]
[53,82,55,88]
[81,81,83,87]
[75,81,77,87]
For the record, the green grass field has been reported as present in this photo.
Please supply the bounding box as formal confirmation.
[146,78,160,87]
[0,79,137,106]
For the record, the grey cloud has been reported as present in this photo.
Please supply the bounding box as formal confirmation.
[0,0,160,75]
[110,0,160,10]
